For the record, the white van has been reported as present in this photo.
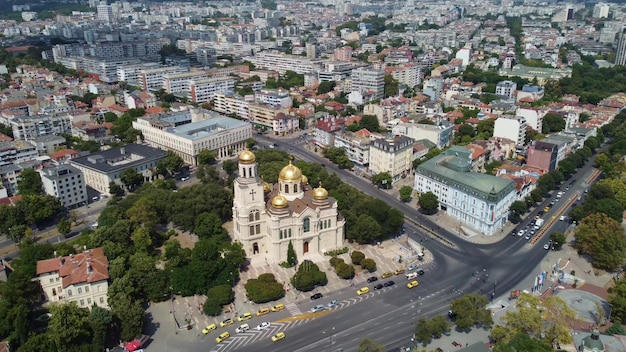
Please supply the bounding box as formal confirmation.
[406,272,418,280]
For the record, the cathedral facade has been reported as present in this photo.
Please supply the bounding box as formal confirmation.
[232,149,345,264]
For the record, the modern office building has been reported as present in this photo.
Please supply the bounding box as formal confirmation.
[414,147,516,236]
[369,135,414,183]
[132,109,252,166]
[35,247,110,309]
[495,80,517,98]
[70,144,167,196]
[232,150,345,263]
[96,1,113,23]
[40,164,87,209]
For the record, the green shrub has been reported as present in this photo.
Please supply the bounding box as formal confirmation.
[361,258,377,272]
[329,257,345,267]
[351,251,365,265]
[335,262,355,279]
[324,247,349,256]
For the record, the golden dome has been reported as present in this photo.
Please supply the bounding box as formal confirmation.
[278,159,302,182]
[301,175,309,185]
[263,182,271,193]
[238,149,256,164]
[313,182,329,200]
[271,195,289,208]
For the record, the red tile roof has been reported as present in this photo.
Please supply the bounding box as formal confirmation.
[50,149,80,161]
[0,195,22,206]
[0,133,12,142]
[36,247,109,288]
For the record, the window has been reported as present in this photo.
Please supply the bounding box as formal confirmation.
[294,184,298,192]
[303,218,310,232]
[87,298,92,304]
[99,297,104,304]
[255,211,260,221]
[85,286,89,293]
[249,226,254,236]
[49,278,54,283]
[80,299,84,306]
[78,288,82,294]
[284,184,289,193]
[249,212,254,222]
[255,224,260,234]
[67,290,72,297]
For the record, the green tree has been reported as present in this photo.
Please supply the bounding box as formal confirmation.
[89,306,113,352]
[335,261,356,279]
[194,212,228,240]
[358,338,386,352]
[574,213,626,271]
[47,302,92,351]
[120,168,144,191]
[197,149,217,165]
[450,293,493,331]
[317,81,336,94]
[131,226,152,252]
[399,185,413,202]
[246,138,256,149]
[351,251,365,265]
[415,317,434,346]
[360,258,377,272]
[549,232,567,249]
[244,273,285,304]
[541,113,566,133]
[223,159,238,176]
[17,168,43,195]
[509,201,527,217]
[371,172,392,188]
[346,214,383,244]
[57,217,71,237]
[384,74,399,98]
[291,261,327,291]
[360,114,381,133]
[287,240,298,267]
[109,181,124,197]
[493,333,555,352]
[103,111,118,122]
[418,192,439,215]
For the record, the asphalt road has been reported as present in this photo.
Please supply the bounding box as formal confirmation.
[218,134,600,352]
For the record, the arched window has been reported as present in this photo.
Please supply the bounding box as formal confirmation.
[303,218,310,232]
[255,211,260,221]
[294,184,298,192]
[284,184,289,193]
[249,212,254,222]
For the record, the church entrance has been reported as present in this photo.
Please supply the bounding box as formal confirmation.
[253,242,259,254]
[303,241,309,254]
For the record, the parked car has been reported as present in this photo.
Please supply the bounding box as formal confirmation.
[202,324,216,334]
[256,321,271,330]
[357,287,370,295]
[236,324,250,333]
[237,312,252,321]
[384,280,395,287]
[256,308,270,316]
[381,272,393,279]
[310,304,325,313]
[271,304,284,312]
[408,264,419,271]
[327,300,339,309]
[220,319,234,327]
[374,283,384,290]
[216,331,230,343]
[367,276,378,283]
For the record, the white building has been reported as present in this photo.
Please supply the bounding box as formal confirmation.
[163,70,209,94]
[516,107,544,131]
[592,3,610,18]
[96,1,113,23]
[132,109,253,165]
[334,130,371,166]
[232,150,345,264]
[70,144,167,196]
[493,115,527,146]
[391,121,454,149]
[350,67,385,100]
[213,92,251,120]
[455,47,471,67]
[117,63,161,86]
[40,164,87,209]
[495,80,517,99]
[36,247,110,309]
[0,141,39,167]
[414,147,516,236]
[141,66,186,91]
[369,135,414,183]
[255,89,293,108]
[385,63,422,88]
[189,77,236,103]
[243,51,324,75]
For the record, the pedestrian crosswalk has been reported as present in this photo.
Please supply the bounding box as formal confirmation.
[209,318,312,352]
[285,303,302,316]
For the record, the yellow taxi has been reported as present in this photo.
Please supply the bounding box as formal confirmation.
[271,303,285,312]
[407,280,419,289]
[216,331,230,343]
[544,206,551,212]
[271,332,286,342]
[237,312,252,321]
[381,272,393,279]
[394,269,405,275]
[202,323,216,334]
[357,287,370,295]
[220,318,234,327]
[256,307,270,316]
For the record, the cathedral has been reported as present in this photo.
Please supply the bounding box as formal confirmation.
[232,149,345,264]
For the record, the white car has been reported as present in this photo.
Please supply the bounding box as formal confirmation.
[559,215,566,221]
[236,324,250,333]
[310,304,325,313]
[327,300,339,309]
[543,242,551,250]
[517,230,525,236]
[256,321,271,331]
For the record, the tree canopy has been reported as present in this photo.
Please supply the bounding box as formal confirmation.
[574,213,626,271]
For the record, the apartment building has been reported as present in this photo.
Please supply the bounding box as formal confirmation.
[163,70,209,94]
[31,135,66,156]
[369,135,414,183]
[391,121,453,149]
[189,77,236,103]
[495,80,517,99]
[244,51,324,74]
[140,66,186,91]
[516,107,544,131]
[349,67,385,100]
[526,141,558,172]
[255,89,292,108]
[36,247,110,309]
[414,147,516,236]
[213,92,251,120]
[248,103,291,131]
[79,57,141,83]
[70,144,167,196]
[4,114,71,140]
[40,164,87,209]
[385,64,422,88]
[314,116,344,148]
[132,109,252,166]
[334,130,371,166]
[493,115,527,146]
[117,62,161,86]
[0,140,38,167]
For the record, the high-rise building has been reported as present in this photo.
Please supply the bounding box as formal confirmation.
[616,28,626,66]
[96,1,113,23]
[306,43,316,60]
[592,3,610,18]
[349,67,385,100]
